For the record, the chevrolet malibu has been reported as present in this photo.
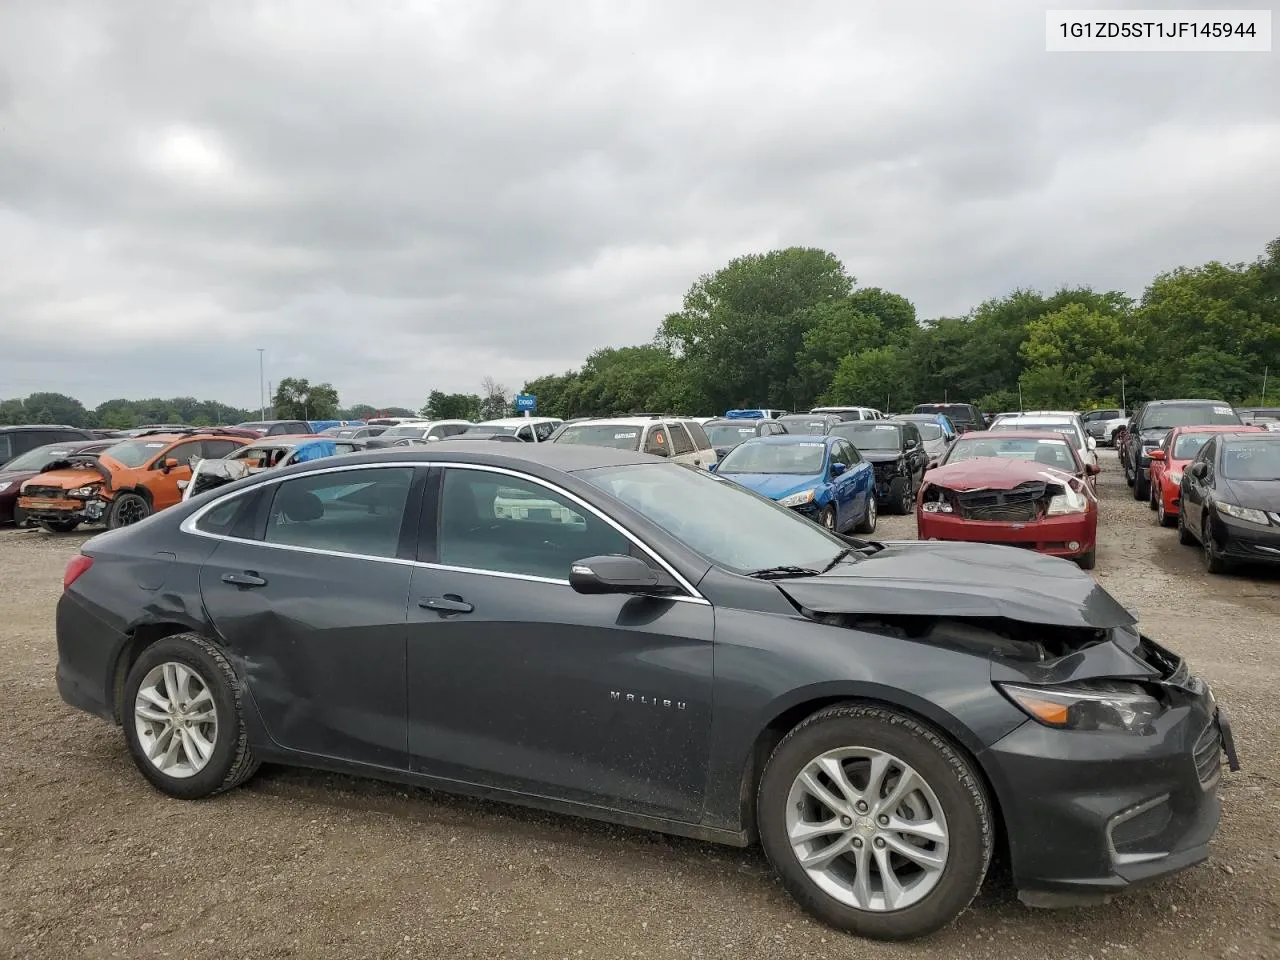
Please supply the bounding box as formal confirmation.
[55,444,1237,940]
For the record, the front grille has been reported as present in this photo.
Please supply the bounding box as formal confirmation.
[1192,721,1222,787]
[872,461,899,481]
[954,482,1044,522]
[23,486,64,499]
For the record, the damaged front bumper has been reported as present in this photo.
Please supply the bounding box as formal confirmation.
[982,633,1238,906]
[18,496,108,525]
[917,510,1096,560]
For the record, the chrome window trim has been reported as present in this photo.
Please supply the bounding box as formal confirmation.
[179,460,709,604]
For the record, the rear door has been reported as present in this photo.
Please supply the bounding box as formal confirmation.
[666,421,700,467]
[405,465,715,821]
[196,464,421,769]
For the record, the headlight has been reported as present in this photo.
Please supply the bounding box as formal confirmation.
[1167,471,1182,485]
[1046,487,1088,515]
[921,501,953,513]
[1218,502,1271,525]
[68,486,101,498]
[778,489,815,508]
[999,681,1162,734]
[0,482,10,493]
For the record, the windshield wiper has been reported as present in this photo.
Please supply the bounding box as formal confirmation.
[746,565,821,579]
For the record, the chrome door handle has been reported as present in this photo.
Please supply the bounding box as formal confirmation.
[222,572,266,587]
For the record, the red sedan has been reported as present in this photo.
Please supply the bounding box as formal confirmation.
[1147,424,1265,526]
[917,431,1101,569]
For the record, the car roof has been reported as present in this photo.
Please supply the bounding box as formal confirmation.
[958,430,1072,441]
[0,424,86,432]
[559,417,662,427]
[746,434,836,446]
[992,415,1076,425]
[704,418,763,426]
[479,417,561,426]
[1143,398,1231,406]
[307,440,655,471]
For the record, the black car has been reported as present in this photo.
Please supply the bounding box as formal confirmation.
[775,413,842,436]
[0,424,98,467]
[702,417,788,458]
[1124,400,1243,501]
[56,444,1235,940]
[235,420,315,437]
[831,421,929,514]
[911,404,986,434]
[1177,432,1280,573]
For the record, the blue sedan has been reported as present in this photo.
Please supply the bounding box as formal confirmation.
[711,434,877,533]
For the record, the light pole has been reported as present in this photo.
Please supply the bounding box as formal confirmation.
[257,348,265,419]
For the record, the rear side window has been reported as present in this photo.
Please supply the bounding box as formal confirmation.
[202,440,241,459]
[644,426,669,456]
[263,467,414,558]
[668,423,695,455]
[194,490,261,538]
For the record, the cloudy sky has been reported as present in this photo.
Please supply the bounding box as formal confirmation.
[1,1,1276,411]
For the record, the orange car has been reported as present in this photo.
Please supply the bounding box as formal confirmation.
[18,429,252,532]
[1147,423,1264,527]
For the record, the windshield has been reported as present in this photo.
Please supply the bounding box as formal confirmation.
[381,426,426,438]
[1221,440,1280,481]
[2,443,84,472]
[705,423,761,446]
[718,441,827,475]
[992,422,1081,446]
[831,423,901,450]
[103,438,170,468]
[236,422,270,431]
[778,417,830,434]
[1141,404,1241,430]
[1172,433,1216,460]
[945,436,1077,468]
[473,424,519,435]
[553,424,643,450]
[582,462,846,573]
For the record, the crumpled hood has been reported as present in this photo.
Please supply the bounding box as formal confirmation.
[925,458,1072,492]
[776,540,1135,628]
[860,450,906,464]
[19,466,105,491]
[720,472,821,501]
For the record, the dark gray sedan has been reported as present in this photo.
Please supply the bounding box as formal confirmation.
[55,443,1235,940]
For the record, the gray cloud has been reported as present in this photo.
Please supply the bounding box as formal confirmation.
[1,0,1276,410]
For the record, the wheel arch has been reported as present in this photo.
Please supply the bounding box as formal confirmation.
[735,686,1008,861]
[109,619,210,723]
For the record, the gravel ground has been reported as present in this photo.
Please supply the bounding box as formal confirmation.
[1,451,1277,960]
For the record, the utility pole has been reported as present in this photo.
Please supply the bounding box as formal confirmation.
[1262,366,1269,405]
[258,348,266,419]
[1121,374,1127,412]
[1018,384,1023,412]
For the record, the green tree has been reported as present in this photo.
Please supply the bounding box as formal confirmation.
[659,247,854,410]
[272,378,340,420]
[421,391,482,420]
[823,345,913,410]
[1018,303,1138,406]
[478,377,510,420]
[22,392,87,426]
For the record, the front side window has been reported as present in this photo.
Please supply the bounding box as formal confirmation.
[668,423,695,455]
[534,421,556,441]
[583,462,846,574]
[829,441,851,469]
[202,440,242,459]
[263,467,413,558]
[438,469,629,580]
[158,441,204,469]
[718,441,827,475]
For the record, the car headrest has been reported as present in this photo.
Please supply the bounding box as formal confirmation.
[279,488,324,522]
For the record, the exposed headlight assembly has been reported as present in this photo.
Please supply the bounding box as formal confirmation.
[1046,487,1088,515]
[999,680,1163,734]
[1218,502,1271,526]
[778,489,815,508]
[68,486,101,499]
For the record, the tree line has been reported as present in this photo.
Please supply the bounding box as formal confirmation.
[521,238,1280,418]
[5,238,1275,428]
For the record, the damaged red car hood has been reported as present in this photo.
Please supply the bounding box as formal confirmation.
[926,458,1074,490]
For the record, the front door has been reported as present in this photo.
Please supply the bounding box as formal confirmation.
[406,465,715,822]
[198,464,420,769]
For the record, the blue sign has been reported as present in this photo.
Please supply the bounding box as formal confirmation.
[515,393,537,412]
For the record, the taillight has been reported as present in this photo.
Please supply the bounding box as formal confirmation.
[63,554,94,590]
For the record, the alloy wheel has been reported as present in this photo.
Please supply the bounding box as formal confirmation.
[785,747,949,912]
[133,662,219,779]
[117,497,147,525]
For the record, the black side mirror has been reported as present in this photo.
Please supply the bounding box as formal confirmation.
[570,555,673,595]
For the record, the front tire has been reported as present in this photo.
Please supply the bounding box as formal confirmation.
[1133,471,1149,501]
[122,634,260,800]
[891,478,914,515]
[1177,503,1196,545]
[39,519,81,533]
[108,492,151,529]
[856,494,878,534]
[1157,495,1175,528]
[1075,548,1096,571]
[1147,482,1159,511]
[757,704,992,940]
[819,504,838,532]
[1202,512,1231,575]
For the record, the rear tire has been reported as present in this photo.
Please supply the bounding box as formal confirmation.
[856,494,878,534]
[756,704,992,940]
[121,633,260,800]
